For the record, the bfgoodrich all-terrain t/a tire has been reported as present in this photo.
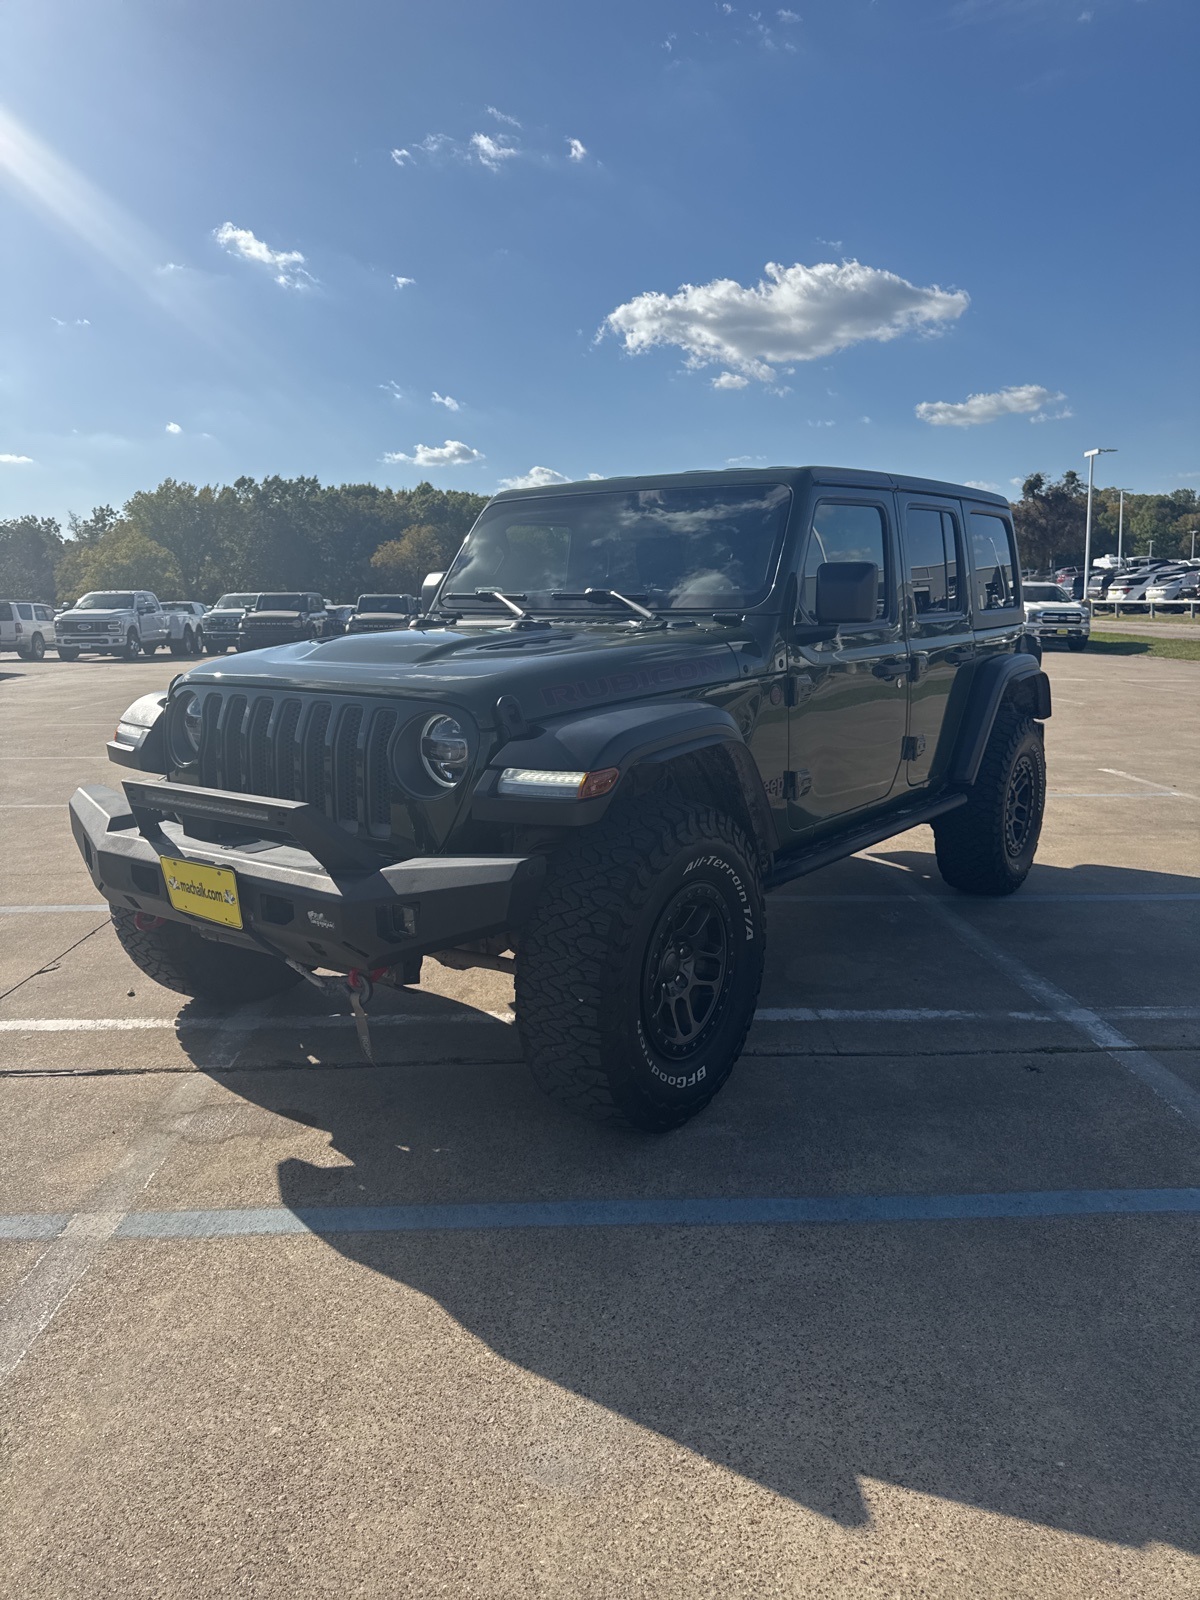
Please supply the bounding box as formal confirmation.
[110,908,303,1004]
[516,799,765,1132]
[933,703,1046,896]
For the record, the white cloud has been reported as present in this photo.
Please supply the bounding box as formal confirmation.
[393,275,416,289]
[417,134,456,157]
[964,479,1002,492]
[566,137,587,162]
[431,391,460,411]
[727,454,767,465]
[380,380,404,401]
[1030,404,1074,424]
[51,315,90,326]
[778,7,800,18]
[1078,9,1093,19]
[712,371,750,390]
[498,466,572,490]
[384,440,483,468]
[213,222,315,289]
[390,148,412,166]
[605,260,969,385]
[915,384,1066,427]
[470,132,519,171]
[808,419,836,428]
[0,453,34,465]
[165,422,182,434]
[486,106,521,128]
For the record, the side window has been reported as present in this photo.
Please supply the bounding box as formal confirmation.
[800,502,889,621]
[906,507,963,615]
[15,603,34,620]
[0,603,12,622]
[35,606,51,621]
[968,512,1018,611]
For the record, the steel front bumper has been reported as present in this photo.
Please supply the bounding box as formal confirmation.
[69,782,544,972]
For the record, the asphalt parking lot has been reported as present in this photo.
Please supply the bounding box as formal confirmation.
[1,650,1198,1598]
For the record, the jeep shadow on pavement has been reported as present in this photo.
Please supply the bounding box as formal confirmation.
[164,850,1200,1555]
[72,466,1051,1131]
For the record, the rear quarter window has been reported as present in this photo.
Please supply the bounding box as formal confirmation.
[968,511,1020,612]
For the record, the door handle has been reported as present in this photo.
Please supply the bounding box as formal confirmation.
[872,656,908,681]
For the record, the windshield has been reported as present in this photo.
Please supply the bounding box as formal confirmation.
[442,484,792,613]
[357,594,410,611]
[253,594,304,611]
[1025,585,1069,602]
[214,594,258,609]
[75,592,134,610]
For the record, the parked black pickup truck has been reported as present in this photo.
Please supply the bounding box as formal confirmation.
[72,467,1049,1132]
[237,591,328,650]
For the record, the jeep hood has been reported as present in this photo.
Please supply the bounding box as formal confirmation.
[178,620,745,721]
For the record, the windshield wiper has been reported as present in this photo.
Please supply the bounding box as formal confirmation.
[552,588,659,621]
[446,589,530,618]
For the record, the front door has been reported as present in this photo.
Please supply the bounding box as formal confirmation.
[897,498,974,787]
[787,494,909,834]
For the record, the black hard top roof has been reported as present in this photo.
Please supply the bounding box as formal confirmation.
[489,465,1009,508]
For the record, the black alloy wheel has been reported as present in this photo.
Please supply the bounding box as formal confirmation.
[1003,753,1037,859]
[642,884,732,1058]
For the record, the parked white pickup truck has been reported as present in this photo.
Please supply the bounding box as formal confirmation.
[54,590,198,661]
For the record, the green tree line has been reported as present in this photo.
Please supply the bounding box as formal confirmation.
[1,471,1198,605]
[0,477,488,605]
[1012,473,1200,573]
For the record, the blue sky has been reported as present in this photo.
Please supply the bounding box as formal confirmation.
[1,0,1196,522]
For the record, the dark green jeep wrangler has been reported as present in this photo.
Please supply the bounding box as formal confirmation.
[71,467,1050,1131]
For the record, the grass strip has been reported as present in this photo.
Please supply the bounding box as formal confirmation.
[1083,632,1200,661]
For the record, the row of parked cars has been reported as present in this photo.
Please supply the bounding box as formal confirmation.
[1051,558,1200,605]
[0,590,420,661]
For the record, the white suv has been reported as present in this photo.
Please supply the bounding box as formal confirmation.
[0,600,56,660]
[1022,582,1090,652]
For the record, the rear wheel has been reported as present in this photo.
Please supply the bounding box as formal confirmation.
[516,798,765,1131]
[934,703,1046,895]
[110,909,303,1004]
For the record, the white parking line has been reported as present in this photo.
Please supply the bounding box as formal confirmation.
[0,1004,267,1386]
[0,906,108,915]
[867,865,1200,1131]
[1098,767,1199,799]
[1,1005,1197,1036]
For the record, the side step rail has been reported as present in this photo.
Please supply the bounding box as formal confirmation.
[765,793,967,891]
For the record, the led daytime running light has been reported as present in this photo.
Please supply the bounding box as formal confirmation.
[497,767,620,799]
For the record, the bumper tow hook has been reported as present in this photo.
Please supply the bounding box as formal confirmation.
[283,960,389,1065]
[346,967,386,1065]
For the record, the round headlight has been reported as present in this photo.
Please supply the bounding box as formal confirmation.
[419,714,469,788]
[169,691,203,766]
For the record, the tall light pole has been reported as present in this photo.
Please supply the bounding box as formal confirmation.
[1083,447,1118,590]
[1117,488,1125,567]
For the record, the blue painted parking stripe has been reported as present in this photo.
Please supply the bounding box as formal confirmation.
[0,1214,71,1241]
[103,1189,1200,1239]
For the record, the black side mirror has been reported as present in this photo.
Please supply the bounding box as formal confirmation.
[815,561,878,625]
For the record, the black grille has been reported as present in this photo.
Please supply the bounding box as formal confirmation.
[191,691,401,838]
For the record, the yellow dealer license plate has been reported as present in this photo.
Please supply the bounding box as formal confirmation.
[1055,628,1069,635]
[160,856,243,929]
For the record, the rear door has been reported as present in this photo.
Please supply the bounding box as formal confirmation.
[897,497,974,787]
[787,491,909,832]
[964,505,1024,674]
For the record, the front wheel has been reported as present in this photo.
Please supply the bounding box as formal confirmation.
[110,909,304,1004]
[1067,637,1088,652]
[169,638,187,656]
[516,799,765,1131]
[934,704,1046,895]
[122,630,141,661]
[204,640,226,655]
[57,646,79,661]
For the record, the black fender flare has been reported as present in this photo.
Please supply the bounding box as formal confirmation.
[950,654,1051,786]
[472,700,763,828]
